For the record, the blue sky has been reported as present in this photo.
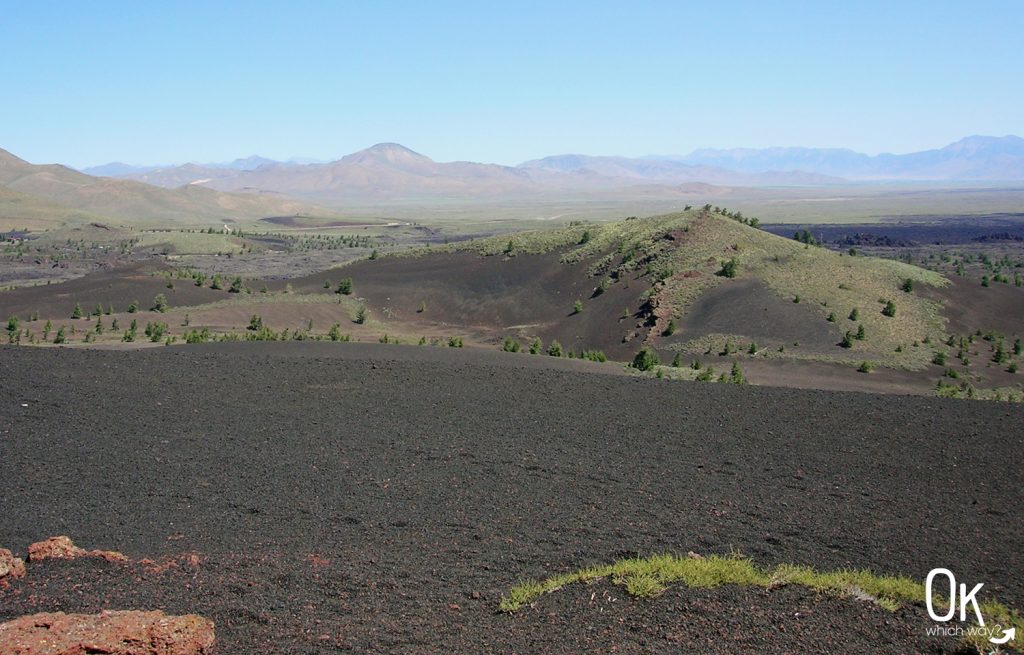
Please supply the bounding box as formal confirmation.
[3,1,1022,167]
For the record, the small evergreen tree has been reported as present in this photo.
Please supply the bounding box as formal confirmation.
[572,300,583,314]
[630,347,660,371]
[228,276,243,293]
[354,305,367,324]
[849,308,859,321]
[337,278,353,295]
[663,318,677,336]
[840,331,854,348]
[671,352,682,367]
[152,294,168,313]
[529,337,542,354]
[882,300,897,317]
[42,320,52,340]
[127,300,139,313]
[901,278,914,293]
[71,302,83,319]
[501,337,521,352]
[856,324,866,340]
[730,362,746,384]
[6,316,20,344]
[54,326,67,344]
[547,340,563,357]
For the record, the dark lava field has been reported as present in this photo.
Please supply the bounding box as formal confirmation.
[1,342,1020,653]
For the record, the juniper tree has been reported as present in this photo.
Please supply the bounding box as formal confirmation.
[630,347,660,371]
[6,316,20,344]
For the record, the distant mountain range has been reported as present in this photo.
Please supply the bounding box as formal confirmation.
[76,136,1024,206]
[0,147,338,229]
[658,135,1024,181]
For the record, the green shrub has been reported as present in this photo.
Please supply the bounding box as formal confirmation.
[529,337,542,354]
[582,349,607,362]
[145,322,168,342]
[547,340,563,357]
[932,351,947,366]
[448,336,463,348]
[717,257,739,278]
[354,305,368,324]
[337,278,353,295]
[127,300,138,313]
[849,308,859,321]
[71,303,83,319]
[248,315,263,331]
[901,278,914,293]
[228,276,244,293]
[152,294,168,313]
[572,300,583,315]
[502,337,521,352]
[631,347,660,371]
[663,318,677,336]
[840,331,854,348]
[6,316,20,344]
[856,324,866,340]
[730,362,747,384]
[857,361,874,373]
[882,300,896,317]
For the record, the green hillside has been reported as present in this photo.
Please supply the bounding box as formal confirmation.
[440,209,949,368]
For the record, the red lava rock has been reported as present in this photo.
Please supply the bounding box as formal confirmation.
[27,536,127,563]
[306,554,331,569]
[0,548,27,580]
[0,609,215,655]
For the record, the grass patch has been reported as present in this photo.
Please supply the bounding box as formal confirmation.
[499,552,1024,651]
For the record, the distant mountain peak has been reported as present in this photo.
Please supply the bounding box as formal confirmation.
[337,143,434,171]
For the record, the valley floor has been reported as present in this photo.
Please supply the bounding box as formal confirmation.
[0,343,1020,653]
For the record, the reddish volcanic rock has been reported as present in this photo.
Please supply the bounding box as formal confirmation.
[0,548,26,580]
[27,536,127,563]
[0,610,215,655]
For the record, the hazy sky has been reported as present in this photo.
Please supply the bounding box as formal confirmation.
[3,1,1022,168]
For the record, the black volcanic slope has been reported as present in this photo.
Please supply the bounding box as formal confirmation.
[0,343,1021,654]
